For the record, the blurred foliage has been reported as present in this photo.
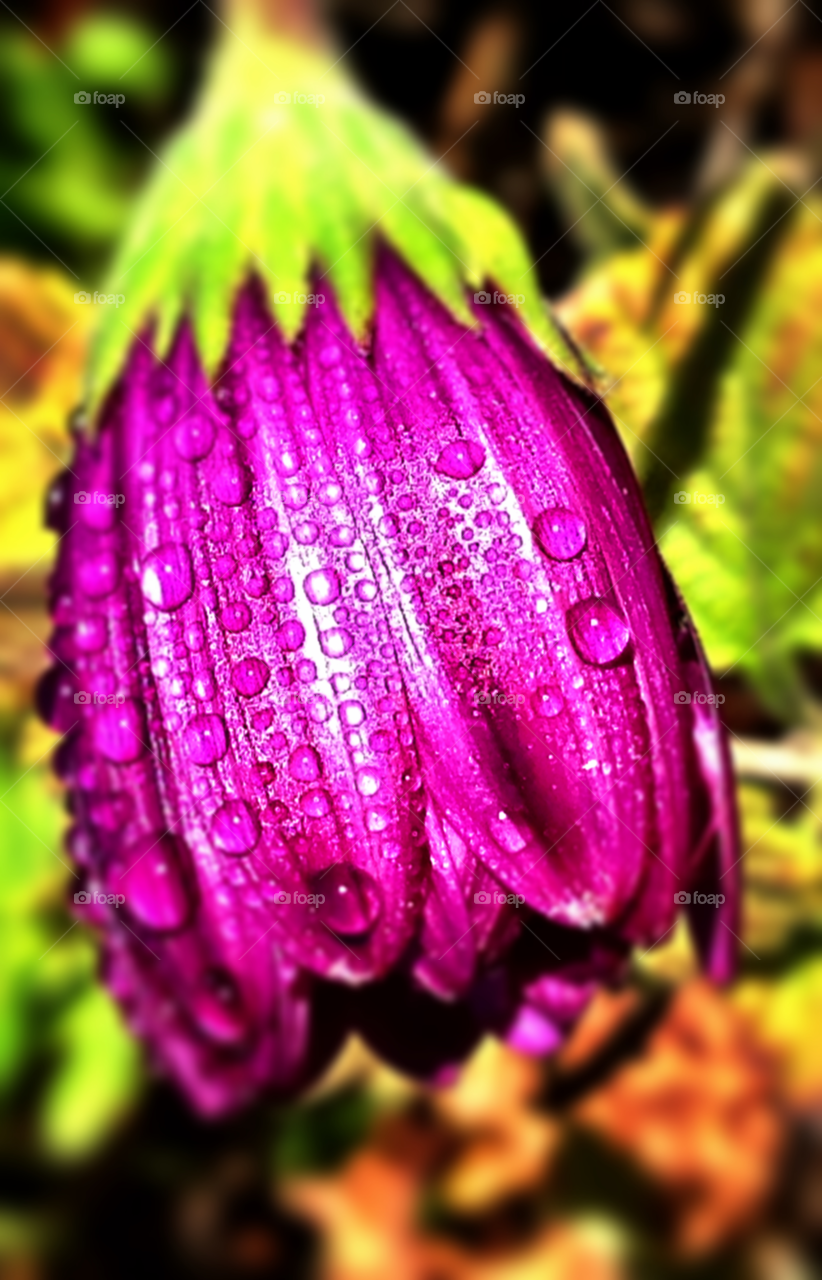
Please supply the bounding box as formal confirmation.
[0,14,176,272]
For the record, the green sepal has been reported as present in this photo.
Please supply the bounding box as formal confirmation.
[88,17,585,414]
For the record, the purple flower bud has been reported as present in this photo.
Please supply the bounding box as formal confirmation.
[42,252,738,1114]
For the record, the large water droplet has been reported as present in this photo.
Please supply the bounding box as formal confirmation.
[190,970,247,1045]
[231,657,270,696]
[220,601,252,633]
[78,551,119,599]
[173,413,215,461]
[531,685,564,718]
[141,544,193,611]
[320,627,353,658]
[210,799,260,854]
[289,745,321,782]
[313,863,379,934]
[533,507,587,560]
[300,788,331,818]
[213,460,252,505]
[275,620,305,650]
[92,699,146,763]
[75,615,107,653]
[116,833,190,931]
[566,597,630,665]
[304,567,340,606]
[435,440,486,480]
[184,714,229,765]
[355,767,381,796]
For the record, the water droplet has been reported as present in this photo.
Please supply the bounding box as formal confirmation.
[173,413,214,461]
[320,627,353,658]
[220,601,252,632]
[213,460,252,505]
[184,714,229,765]
[283,483,309,509]
[74,615,107,652]
[566,598,630,665]
[378,514,399,537]
[294,520,320,545]
[308,694,332,723]
[355,579,377,602]
[313,863,379,933]
[435,440,486,479]
[356,767,380,796]
[300,788,330,817]
[116,833,190,931]
[79,551,119,599]
[191,970,246,1044]
[275,620,305,650]
[365,805,390,832]
[339,700,365,727]
[92,699,146,763]
[141,544,193,611]
[231,657,270,696]
[531,685,564,718]
[329,524,355,547]
[533,507,587,560]
[289,745,321,781]
[304,567,340,606]
[210,799,260,854]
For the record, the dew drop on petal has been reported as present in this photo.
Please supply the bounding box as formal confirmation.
[92,699,147,763]
[173,413,215,461]
[300,788,331,818]
[533,507,587,561]
[231,657,270,697]
[79,551,119,599]
[289,745,321,782]
[313,863,379,933]
[117,834,190,931]
[304,567,340,606]
[531,684,564,718]
[566,597,630,665]
[75,615,107,652]
[184,714,229,765]
[210,799,260,854]
[435,440,486,479]
[141,544,194,610]
[275,619,305,650]
[220,601,252,633]
[320,627,353,658]
[213,460,252,505]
